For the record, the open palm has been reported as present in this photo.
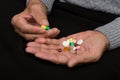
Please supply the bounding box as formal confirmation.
[26,30,109,67]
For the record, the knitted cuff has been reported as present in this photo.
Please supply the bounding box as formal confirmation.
[26,0,29,5]
[41,0,55,13]
[95,17,120,50]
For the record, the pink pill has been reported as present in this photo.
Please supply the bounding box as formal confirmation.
[73,40,77,43]
[76,46,81,50]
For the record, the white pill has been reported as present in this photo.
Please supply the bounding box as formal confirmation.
[77,39,83,45]
[73,47,77,50]
[62,41,69,47]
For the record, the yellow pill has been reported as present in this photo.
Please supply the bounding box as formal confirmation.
[41,25,46,29]
[69,38,74,42]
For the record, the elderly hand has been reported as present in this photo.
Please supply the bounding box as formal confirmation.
[26,30,109,67]
[11,0,60,41]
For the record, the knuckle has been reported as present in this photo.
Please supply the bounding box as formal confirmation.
[11,15,20,25]
[11,15,16,24]
[11,14,25,33]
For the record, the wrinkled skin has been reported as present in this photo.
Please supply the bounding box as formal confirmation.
[11,0,60,41]
[26,30,109,68]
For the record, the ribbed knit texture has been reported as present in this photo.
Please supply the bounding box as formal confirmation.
[95,18,120,50]
[61,0,120,15]
[27,0,120,50]
[41,0,55,12]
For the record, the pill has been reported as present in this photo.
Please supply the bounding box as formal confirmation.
[70,42,75,46]
[62,41,69,47]
[69,38,73,42]
[57,48,62,52]
[41,25,46,29]
[76,46,81,50]
[77,39,83,45]
[46,26,50,30]
[63,47,70,51]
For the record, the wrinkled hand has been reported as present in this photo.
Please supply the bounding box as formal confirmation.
[26,30,109,67]
[11,0,60,41]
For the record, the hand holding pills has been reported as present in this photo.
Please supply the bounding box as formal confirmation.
[26,30,109,67]
[11,0,60,41]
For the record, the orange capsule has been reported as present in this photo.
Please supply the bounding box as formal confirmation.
[63,47,70,51]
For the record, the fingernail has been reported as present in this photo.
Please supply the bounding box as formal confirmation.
[55,28,60,34]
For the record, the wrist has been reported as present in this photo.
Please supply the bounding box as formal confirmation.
[27,0,40,4]
[26,0,48,14]
[94,30,110,50]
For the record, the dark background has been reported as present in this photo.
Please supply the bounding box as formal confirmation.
[0,0,120,80]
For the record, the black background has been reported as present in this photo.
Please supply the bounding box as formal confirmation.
[0,0,120,80]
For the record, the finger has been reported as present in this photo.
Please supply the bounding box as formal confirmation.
[35,37,60,45]
[14,16,46,34]
[26,45,68,64]
[26,43,55,54]
[27,42,49,49]
[26,46,40,54]
[27,42,61,50]
[16,28,59,40]
[27,41,74,60]
[25,28,60,38]
[35,50,68,64]
[45,28,60,38]
[24,15,33,21]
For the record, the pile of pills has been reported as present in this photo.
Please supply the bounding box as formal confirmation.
[40,25,83,54]
[62,38,83,53]
[40,25,50,30]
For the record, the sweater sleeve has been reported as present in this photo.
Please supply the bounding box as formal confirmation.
[95,17,120,50]
[26,0,55,12]
[40,0,55,12]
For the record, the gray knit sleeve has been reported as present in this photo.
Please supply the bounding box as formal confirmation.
[95,17,120,50]
[41,0,55,12]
